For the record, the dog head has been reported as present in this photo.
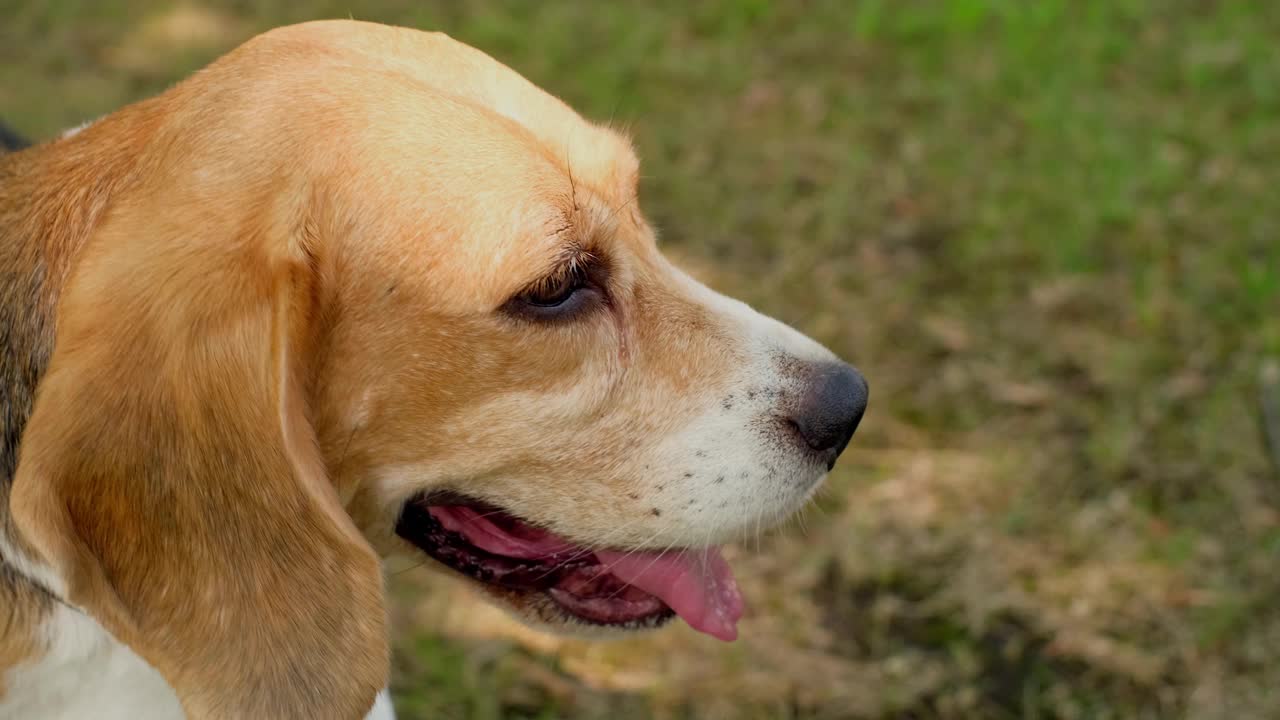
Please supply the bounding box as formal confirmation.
[10,21,865,718]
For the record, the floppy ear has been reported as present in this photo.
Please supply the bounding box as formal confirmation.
[10,198,389,718]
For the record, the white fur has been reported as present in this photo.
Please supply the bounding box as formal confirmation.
[59,119,97,139]
[0,605,182,720]
[0,536,67,600]
[0,604,397,719]
[637,272,841,546]
[1,525,396,719]
[367,689,397,720]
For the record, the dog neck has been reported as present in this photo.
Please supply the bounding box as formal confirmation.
[0,149,61,570]
[0,123,155,692]
[0,119,145,587]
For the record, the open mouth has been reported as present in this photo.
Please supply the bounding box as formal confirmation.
[395,494,744,641]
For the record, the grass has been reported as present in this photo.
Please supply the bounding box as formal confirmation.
[4,1,1279,717]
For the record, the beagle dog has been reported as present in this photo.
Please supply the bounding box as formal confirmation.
[0,20,867,720]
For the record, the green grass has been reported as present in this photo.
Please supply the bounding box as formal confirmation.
[4,1,1280,717]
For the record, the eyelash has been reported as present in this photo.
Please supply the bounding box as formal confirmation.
[504,256,606,322]
[523,264,588,307]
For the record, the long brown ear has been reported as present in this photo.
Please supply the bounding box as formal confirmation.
[10,191,388,718]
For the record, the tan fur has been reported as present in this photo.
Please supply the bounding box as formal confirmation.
[7,73,388,715]
[0,19,831,717]
[0,101,152,686]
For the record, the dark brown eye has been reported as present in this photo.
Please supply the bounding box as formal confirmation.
[522,265,586,308]
[505,262,602,321]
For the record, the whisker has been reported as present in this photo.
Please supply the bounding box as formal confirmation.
[604,195,639,226]
[387,558,431,579]
[754,499,764,554]
[602,524,683,601]
[455,507,515,528]
[333,424,358,482]
[590,517,679,584]
[526,514,650,583]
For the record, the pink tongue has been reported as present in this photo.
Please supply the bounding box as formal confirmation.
[594,548,745,642]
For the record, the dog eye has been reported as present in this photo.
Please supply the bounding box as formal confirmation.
[506,263,601,321]
[522,266,586,308]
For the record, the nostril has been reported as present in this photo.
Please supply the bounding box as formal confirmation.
[788,363,868,464]
[792,415,843,453]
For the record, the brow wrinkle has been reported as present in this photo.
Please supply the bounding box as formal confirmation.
[566,158,579,212]
[562,131,580,213]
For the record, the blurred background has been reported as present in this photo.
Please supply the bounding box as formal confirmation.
[4,1,1278,718]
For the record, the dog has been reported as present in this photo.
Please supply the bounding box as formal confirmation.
[0,20,867,719]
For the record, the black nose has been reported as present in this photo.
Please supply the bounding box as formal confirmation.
[789,363,868,469]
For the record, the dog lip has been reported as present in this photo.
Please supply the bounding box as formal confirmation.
[394,500,596,590]
[428,503,578,558]
[393,496,674,627]
[394,492,743,640]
